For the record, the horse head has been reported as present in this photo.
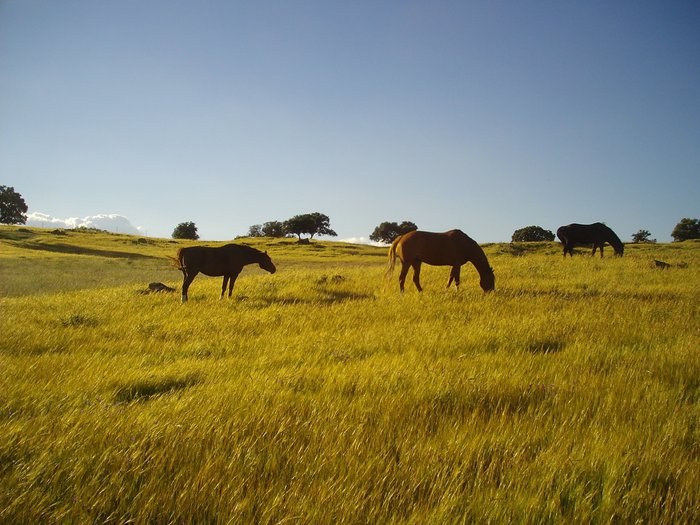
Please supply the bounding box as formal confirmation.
[258,251,277,274]
[480,267,495,293]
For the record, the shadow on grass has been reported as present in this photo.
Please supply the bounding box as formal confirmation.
[11,241,160,260]
[0,228,37,241]
[503,287,683,302]
[60,314,99,328]
[413,383,556,436]
[113,373,202,403]
[318,289,375,303]
[526,339,566,354]
[250,290,375,308]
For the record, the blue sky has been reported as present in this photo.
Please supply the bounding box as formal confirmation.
[1,1,698,242]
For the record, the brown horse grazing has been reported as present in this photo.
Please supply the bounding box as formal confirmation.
[173,244,276,303]
[388,230,495,292]
[556,223,624,258]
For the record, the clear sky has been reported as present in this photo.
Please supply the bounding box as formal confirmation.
[1,1,698,242]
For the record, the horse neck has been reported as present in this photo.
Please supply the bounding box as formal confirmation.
[246,249,265,265]
[467,242,491,277]
[604,229,623,252]
[227,245,261,265]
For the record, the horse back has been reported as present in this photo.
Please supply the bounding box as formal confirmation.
[178,245,239,276]
[557,222,615,244]
[397,230,470,266]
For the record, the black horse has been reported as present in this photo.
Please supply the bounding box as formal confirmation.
[556,223,624,257]
[173,244,276,302]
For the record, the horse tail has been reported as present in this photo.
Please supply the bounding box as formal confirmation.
[170,248,187,273]
[556,226,568,244]
[386,236,402,279]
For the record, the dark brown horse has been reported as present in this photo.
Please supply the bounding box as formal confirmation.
[173,244,276,302]
[388,229,495,292]
[556,223,624,257]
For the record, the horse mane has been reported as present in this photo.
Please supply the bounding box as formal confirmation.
[230,243,269,261]
[227,243,261,253]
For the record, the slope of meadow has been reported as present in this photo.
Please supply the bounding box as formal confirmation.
[1,226,698,523]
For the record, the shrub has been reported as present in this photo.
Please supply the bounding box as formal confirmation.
[671,218,700,242]
[511,226,555,242]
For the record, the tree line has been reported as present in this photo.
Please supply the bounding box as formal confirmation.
[170,213,338,241]
[246,213,337,240]
[2,186,700,242]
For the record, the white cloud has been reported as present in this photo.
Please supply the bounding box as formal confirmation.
[339,236,386,247]
[26,213,146,235]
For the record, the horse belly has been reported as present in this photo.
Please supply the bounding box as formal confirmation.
[200,269,225,277]
[196,256,229,277]
[419,254,455,266]
[199,261,230,277]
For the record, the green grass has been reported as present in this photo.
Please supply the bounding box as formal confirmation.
[1,226,698,523]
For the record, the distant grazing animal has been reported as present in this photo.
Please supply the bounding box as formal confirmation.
[556,223,624,257]
[388,229,495,292]
[173,244,276,303]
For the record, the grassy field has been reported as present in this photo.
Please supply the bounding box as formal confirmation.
[1,226,698,523]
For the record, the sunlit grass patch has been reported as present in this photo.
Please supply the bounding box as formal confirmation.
[0,227,698,523]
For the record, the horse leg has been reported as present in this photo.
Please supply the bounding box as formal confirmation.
[452,266,461,289]
[398,261,410,292]
[447,266,458,288]
[227,270,241,298]
[412,261,423,292]
[599,244,604,258]
[181,271,198,303]
[181,273,188,303]
[221,275,229,300]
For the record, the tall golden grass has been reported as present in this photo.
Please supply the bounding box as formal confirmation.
[1,227,698,523]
